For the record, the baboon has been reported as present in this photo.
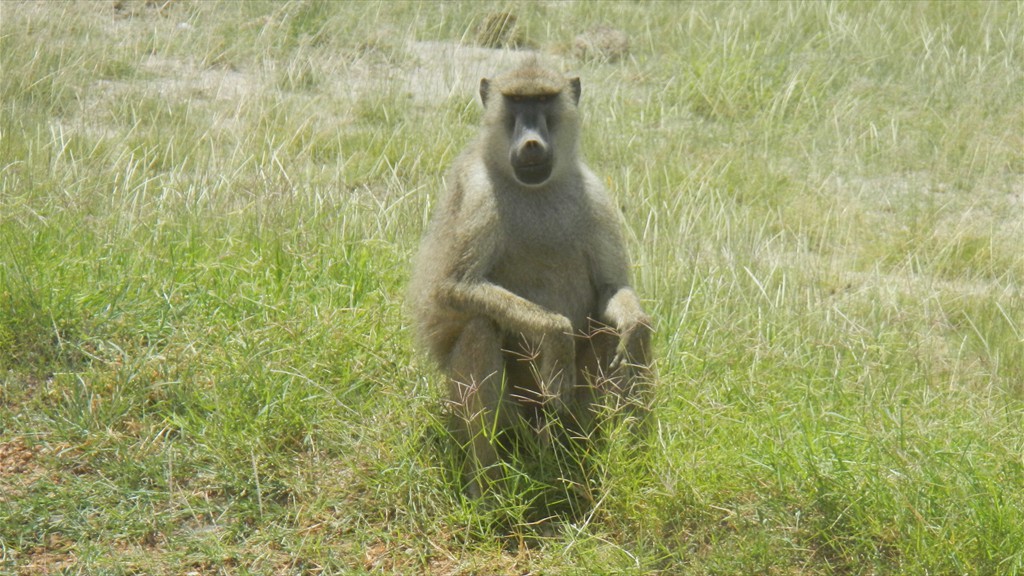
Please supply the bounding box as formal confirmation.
[409,62,651,497]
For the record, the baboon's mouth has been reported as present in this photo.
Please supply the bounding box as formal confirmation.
[513,163,553,186]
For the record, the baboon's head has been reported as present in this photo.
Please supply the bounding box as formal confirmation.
[480,64,581,187]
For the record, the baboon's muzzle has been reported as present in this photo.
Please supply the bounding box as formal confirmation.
[510,115,553,186]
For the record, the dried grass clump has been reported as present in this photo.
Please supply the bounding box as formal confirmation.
[573,26,629,62]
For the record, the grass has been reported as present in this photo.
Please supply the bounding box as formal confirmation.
[1,0,1022,574]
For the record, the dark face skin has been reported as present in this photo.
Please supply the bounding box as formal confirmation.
[504,95,558,186]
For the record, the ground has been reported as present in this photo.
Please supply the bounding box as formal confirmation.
[1,1,1022,574]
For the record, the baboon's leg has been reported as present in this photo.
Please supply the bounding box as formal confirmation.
[448,317,510,497]
[566,326,615,433]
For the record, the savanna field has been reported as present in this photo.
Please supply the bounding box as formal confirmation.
[1,1,1022,574]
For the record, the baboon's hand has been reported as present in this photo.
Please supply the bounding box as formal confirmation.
[610,315,651,374]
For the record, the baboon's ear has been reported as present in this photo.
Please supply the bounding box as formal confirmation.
[569,77,581,105]
[479,78,491,106]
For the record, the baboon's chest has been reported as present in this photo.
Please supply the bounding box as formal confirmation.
[499,189,585,246]
[492,203,596,325]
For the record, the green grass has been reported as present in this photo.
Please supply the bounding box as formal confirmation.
[1,1,1022,574]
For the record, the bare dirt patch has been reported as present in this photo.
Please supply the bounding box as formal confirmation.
[138,54,259,102]
[0,437,41,483]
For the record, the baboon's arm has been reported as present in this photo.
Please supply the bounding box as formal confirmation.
[587,187,645,326]
[587,187,651,365]
[438,279,574,339]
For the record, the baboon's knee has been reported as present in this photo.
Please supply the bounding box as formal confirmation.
[447,317,506,409]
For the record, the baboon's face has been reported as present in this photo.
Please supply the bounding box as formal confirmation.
[481,70,580,187]
[502,94,559,186]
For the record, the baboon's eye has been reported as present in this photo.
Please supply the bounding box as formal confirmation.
[509,95,523,103]
[535,94,550,103]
